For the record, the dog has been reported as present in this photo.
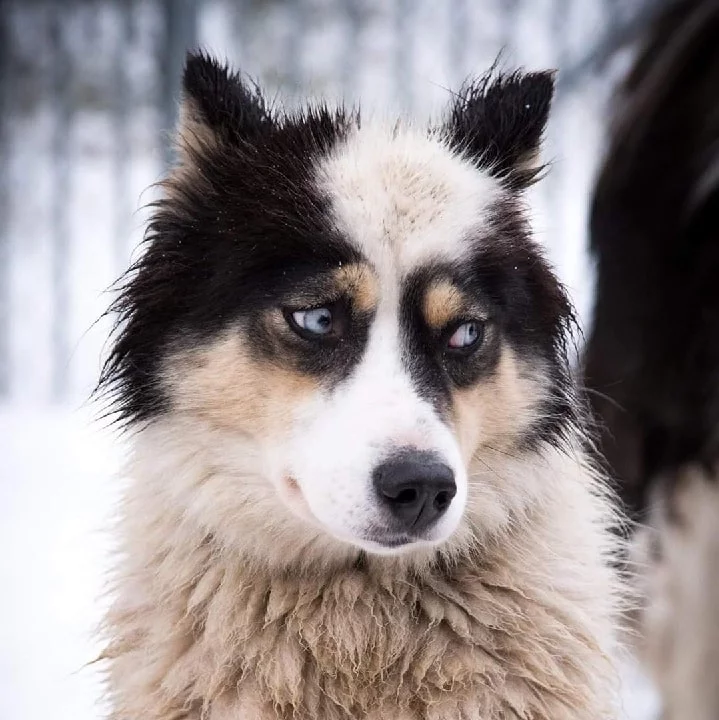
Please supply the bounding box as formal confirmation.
[582,1,719,717]
[99,52,622,720]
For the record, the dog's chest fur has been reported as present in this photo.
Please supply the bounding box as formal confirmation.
[104,481,617,720]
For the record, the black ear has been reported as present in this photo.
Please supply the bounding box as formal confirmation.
[178,51,273,153]
[445,70,555,190]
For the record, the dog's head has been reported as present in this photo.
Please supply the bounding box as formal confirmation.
[102,53,576,565]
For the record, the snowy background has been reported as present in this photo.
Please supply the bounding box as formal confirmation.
[1,0,664,717]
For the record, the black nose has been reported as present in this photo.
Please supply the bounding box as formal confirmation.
[372,451,456,534]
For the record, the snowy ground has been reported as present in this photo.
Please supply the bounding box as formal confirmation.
[0,406,121,720]
[1,404,660,719]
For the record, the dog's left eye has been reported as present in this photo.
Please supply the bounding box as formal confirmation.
[447,321,484,350]
[290,307,334,336]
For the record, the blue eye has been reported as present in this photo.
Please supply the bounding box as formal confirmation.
[291,307,333,335]
[447,321,483,350]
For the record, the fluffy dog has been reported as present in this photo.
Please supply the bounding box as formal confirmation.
[99,52,621,719]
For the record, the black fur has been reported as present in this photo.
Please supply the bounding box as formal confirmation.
[247,272,374,385]
[99,52,572,450]
[398,194,577,448]
[399,264,502,416]
[99,53,355,424]
[583,0,719,519]
[473,199,579,449]
[182,51,274,144]
[445,69,555,190]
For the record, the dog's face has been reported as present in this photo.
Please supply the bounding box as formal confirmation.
[104,54,576,563]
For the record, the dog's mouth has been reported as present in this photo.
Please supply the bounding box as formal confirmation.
[372,534,414,547]
[362,532,422,552]
[280,475,454,554]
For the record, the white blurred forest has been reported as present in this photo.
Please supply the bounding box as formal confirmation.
[0,1,664,717]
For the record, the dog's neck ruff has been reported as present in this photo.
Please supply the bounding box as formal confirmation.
[103,426,619,720]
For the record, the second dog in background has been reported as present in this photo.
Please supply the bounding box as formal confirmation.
[584,1,719,718]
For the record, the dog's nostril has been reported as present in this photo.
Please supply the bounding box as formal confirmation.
[434,490,450,512]
[395,488,418,505]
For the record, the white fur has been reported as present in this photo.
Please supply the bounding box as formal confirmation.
[266,123,501,551]
[632,465,719,720]
[281,307,467,553]
[317,123,502,276]
[105,417,622,719]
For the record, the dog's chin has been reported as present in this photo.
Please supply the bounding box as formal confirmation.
[330,521,462,557]
[354,533,442,556]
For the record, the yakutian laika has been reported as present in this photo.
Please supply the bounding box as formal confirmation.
[99,52,623,720]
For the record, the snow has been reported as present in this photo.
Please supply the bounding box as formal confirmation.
[0,406,122,720]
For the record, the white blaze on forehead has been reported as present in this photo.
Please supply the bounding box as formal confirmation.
[315,122,503,275]
[274,122,500,552]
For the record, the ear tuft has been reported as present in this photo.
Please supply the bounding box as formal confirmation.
[446,70,555,190]
[178,51,273,155]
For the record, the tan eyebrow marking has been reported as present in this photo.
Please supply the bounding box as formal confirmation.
[422,279,467,329]
[332,263,378,313]
[264,263,379,334]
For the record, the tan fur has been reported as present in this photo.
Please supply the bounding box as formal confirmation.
[260,263,379,317]
[334,263,379,314]
[103,416,621,720]
[166,331,318,436]
[632,465,719,720]
[158,99,221,200]
[178,97,221,159]
[450,351,568,544]
[422,280,468,330]
[452,348,542,462]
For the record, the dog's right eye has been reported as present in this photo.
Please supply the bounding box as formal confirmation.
[293,308,333,334]
[285,305,343,341]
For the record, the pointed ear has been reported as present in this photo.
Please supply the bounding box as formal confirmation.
[445,70,555,190]
[177,51,273,157]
